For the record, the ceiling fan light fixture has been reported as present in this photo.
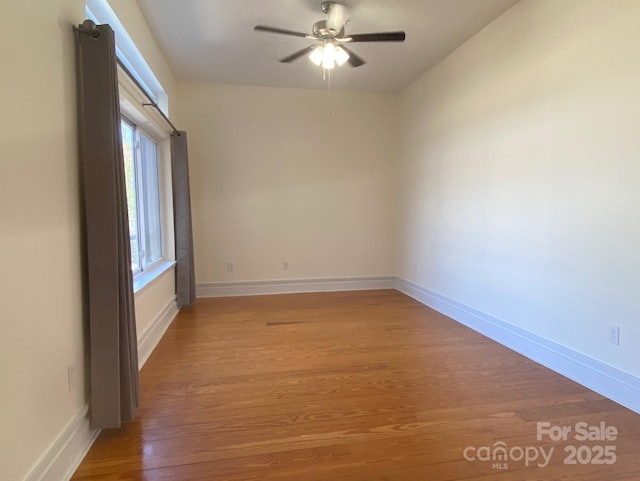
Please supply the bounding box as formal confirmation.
[309,43,349,69]
[335,46,349,66]
[322,42,337,69]
[309,45,324,66]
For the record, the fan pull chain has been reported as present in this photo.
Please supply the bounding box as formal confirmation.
[327,67,332,116]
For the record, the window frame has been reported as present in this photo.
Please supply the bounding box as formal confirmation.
[137,129,164,269]
[117,62,175,294]
[121,115,166,278]
[87,0,175,293]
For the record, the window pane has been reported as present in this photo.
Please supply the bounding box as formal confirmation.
[121,120,141,273]
[139,132,162,264]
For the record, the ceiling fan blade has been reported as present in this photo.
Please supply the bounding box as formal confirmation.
[254,25,310,38]
[280,45,318,63]
[339,45,366,67]
[348,31,406,42]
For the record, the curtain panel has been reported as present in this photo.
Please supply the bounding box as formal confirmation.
[74,20,139,429]
[171,132,196,308]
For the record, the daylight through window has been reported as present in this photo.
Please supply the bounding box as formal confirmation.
[121,118,163,275]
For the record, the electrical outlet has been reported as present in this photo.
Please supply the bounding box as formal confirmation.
[608,324,620,345]
[226,262,233,273]
[282,261,289,271]
[67,363,77,392]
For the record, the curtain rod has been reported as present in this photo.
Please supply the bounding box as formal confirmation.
[116,58,179,134]
[75,19,180,134]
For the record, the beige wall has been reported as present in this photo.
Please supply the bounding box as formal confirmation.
[0,1,178,480]
[398,0,640,377]
[0,2,85,480]
[177,82,398,283]
[135,270,175,337]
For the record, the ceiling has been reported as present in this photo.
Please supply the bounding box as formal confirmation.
[136,0,520,93]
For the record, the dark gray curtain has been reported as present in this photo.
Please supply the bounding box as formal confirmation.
[74,21,139,429]
[171,132,196,308]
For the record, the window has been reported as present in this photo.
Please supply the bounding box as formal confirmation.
[121,118,163,275]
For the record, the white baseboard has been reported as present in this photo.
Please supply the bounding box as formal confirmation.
[25,405,99,481]
[138,296,179,368]
[196,276,396,298]
[395,277,640,415]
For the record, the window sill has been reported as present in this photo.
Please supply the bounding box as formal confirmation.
[133,260,176,295]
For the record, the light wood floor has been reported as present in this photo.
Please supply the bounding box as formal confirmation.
[72,290,640,480]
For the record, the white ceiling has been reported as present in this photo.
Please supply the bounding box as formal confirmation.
[136,0,520,93]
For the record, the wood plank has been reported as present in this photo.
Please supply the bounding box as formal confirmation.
[71,290,640,480]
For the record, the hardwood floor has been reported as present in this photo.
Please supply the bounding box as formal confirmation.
[71,290,640,480]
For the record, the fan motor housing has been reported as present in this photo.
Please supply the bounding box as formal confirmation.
[313,20,344,38]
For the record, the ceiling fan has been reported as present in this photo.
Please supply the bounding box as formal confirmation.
[254,1,406,69]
